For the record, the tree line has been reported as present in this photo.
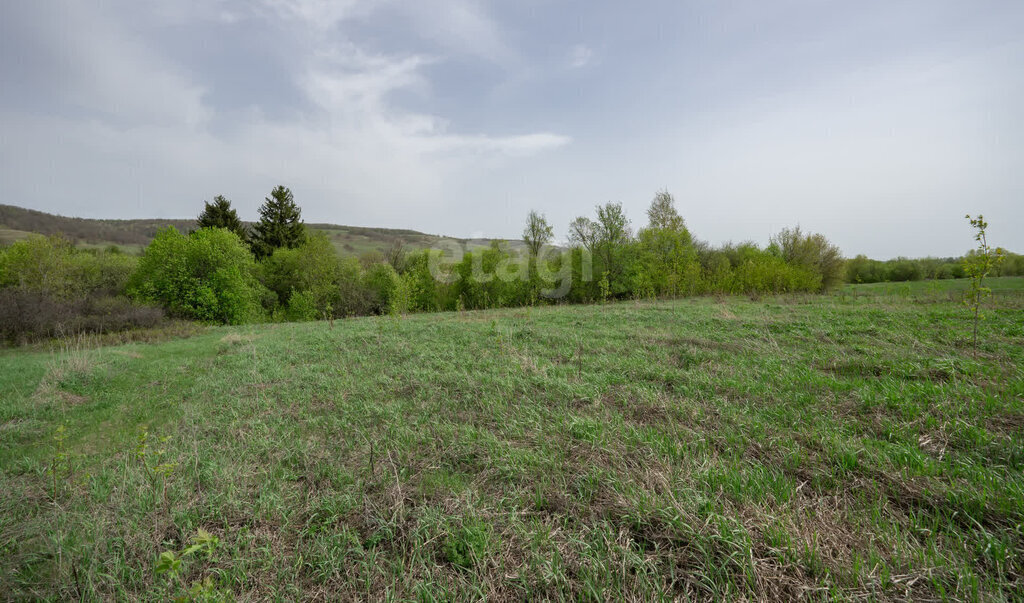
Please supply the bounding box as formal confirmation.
[1,187,1021,342]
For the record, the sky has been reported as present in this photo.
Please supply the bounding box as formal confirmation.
[1,0,1021,258]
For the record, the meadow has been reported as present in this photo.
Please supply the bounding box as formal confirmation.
[1,277,1022,600]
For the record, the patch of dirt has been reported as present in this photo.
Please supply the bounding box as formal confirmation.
[55,390,89,405]
[111,350,143,359]
[671,336,745,353]
[822,359,888,378]
[601,390,680,426]
[985,412,1024,436]
[0,419,27,432]
[219,333,257,344]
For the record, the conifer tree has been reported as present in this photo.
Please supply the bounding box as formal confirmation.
[250,186,306,259]
[195,195,247,240]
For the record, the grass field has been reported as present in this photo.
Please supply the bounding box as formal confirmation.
[0,227,34,246]
[1,278,1022,600]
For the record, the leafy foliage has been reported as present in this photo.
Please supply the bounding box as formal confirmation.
[0,235,136,298]
[128,227,264,324]
[364,262,409,315]
[635,191,700,297]
[0,236,161,342]
[6,190,1023,338]
[522,210,554,258]
[962,214,1005,356]
[770,226,844,290]
[259,232,360,319]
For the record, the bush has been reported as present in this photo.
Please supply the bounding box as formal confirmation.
[0,235,138,298]
[844,255,884,283]
[284,289,319,322]
[634,228,700,297]
[260,232,361,319]
[0,235,82,298]
[885,258,923,282]
[730,253,820,294]
[364,263,408,315]
[994,251,1024,277]
[770,226,844,290]
[0,288,164,344]
[129,227,264,324]
[403,250,446,312]
[451,244,532,309]
[74,249,138,294]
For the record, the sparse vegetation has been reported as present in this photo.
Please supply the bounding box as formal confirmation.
[963,214,1006,358]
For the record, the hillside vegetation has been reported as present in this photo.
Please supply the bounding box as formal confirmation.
[0,204,516,257]
[1,278,1022,600]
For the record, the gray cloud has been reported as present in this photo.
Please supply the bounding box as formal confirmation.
[1,0,1021,257]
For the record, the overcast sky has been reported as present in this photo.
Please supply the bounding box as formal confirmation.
[1,0,1021,258]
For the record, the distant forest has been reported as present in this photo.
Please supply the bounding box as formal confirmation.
[0,204,519,258]
[1,194,1021,344]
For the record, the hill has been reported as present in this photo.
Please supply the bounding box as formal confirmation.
[0,204,524,256]
[1,278,1023,599]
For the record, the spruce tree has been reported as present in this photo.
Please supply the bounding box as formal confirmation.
[250,186,306,259]
[195,195,247,240]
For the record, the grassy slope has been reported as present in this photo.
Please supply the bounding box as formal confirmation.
[1,278,1022,600]
[0,227,35,246]
[0,204,522,257]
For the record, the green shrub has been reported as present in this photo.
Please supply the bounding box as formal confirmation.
[403,250,445,312]
[993,251,1024,277]
[844,255,884,283]
[885,258,923,282]
[441,519,492,568]
[260,232,361,319]
[74,249,138,294]
[770,226,844,290]
[697,249,734,294]
[565,247,596,304]
[451,244,530,309]
[731,253,820,294]
[0,235,137,298]
[129,227,264,324]
[0,235,81,298]
[285,289,319,322]
[364,263,408,315]
[635,227,700,297]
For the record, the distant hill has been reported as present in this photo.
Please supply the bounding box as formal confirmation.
[0,204,523,256]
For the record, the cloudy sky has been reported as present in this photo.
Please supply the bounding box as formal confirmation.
[1,0,1021,258]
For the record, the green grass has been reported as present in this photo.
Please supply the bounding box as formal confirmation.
[2,278,1022,600]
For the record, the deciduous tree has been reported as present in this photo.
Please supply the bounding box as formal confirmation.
[522,210,554,257]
